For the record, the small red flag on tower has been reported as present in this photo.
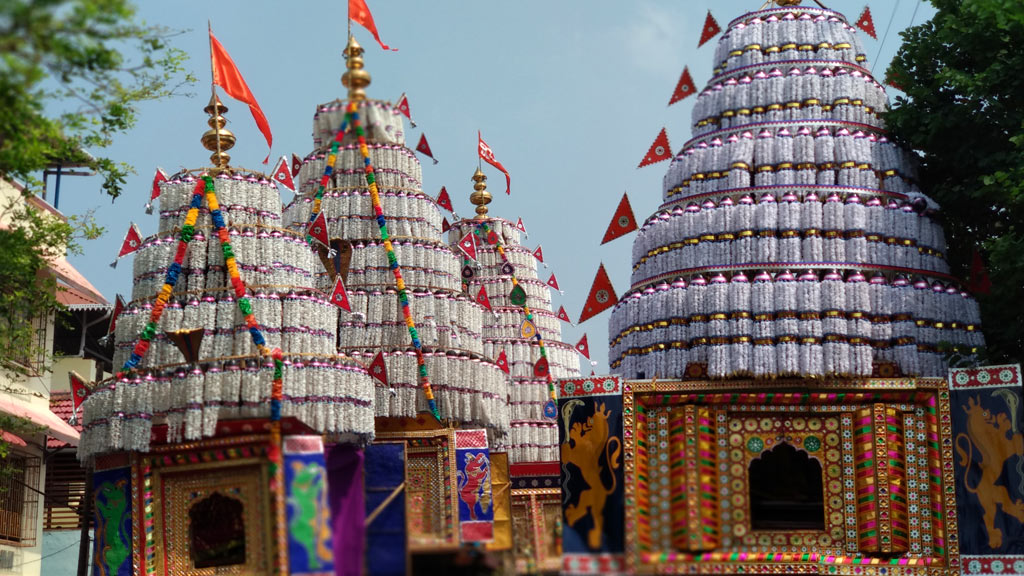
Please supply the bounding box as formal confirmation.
[108,294,126,336]
[348,0,397,51]
[271,156,296,192]
[145,168,168,214]
[395,93,417,127]
[329,275,352,311]
[669,67,697,106]
[416,134,438,164]
[556,306,572,324]
[457,231,477,260]
[307,211,330,248]
[575,334,591,359]
[110,222,143,268]
[968,249,992,295]
[368,351,389,385]
[475,286,492,311]
[291,153,302,177]
[478,131,511,195]
[601,192,639,244]
[639,128,673,168]
[515,217,527,235]
[532,245,544,263]
[579,264,618,324]
[495,349,510,374]
[436,186,453,212]
[856,6,877,39]
[546,273,560,291]
[69,371,90,414]
[698,11,722,47]
[441,217,451,232]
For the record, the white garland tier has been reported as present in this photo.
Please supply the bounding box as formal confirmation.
[284,99,511,435]
[79,175,377,461]
[449,216,581,463]
[609,6,984,381]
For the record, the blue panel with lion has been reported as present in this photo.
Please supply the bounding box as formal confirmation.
[285,449,334,575]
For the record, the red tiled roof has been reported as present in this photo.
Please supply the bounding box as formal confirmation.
[56,282,109,310]
[47,392,81,449]
[48,256,106,307]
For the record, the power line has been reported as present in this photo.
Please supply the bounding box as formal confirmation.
[871,0,903,74]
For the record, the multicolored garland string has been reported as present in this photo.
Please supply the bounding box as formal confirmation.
[303,117,350,245]
[345,100,440,420]
[473,221,558,406]
[115,175,288,557]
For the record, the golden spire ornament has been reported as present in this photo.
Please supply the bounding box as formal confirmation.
[201,94,235,170]
[470,167,492,219]
[342,35,371,102]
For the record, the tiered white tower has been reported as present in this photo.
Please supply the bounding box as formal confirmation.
[283,38,510,435]
[448,170,581,463]
[79,97,376,459]
[609,4,983,381]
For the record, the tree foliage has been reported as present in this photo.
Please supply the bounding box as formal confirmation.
[886,0,1024,365]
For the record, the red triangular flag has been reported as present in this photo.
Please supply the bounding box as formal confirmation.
[533,356,550,379]
[272,156,295,192]
[330,275,352,311]
[457,231,477,260]
[368,351,389,385]
[108,294,126,335]
[602,192,639,244]
[348,0,397,51]
[396,93,416,127]
[968,249,992,295]
[669,67,697,106]
[856,6,877,39]
[547,273,560,290]
[575,334,591,359]
[145,167,168,213]
[292,153,302,177]
[475,286,492,311]
[209,28,273,163]
[478,131,511,195]
[495,349,510,375]
[698,11,722,47]
[579,263,618,324]
[307,211,330,248]
[556,305,571,324]
[441,217,451,232]
[436,186,453,212]
[639,128,673,168]
[416,133,438,164]
[515,217,527,234]
[111,222,143,267]
[532,245,544,263]
[69,371,90,413]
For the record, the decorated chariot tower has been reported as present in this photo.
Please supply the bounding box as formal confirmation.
[598,1,984,574]
[78,97,374,575]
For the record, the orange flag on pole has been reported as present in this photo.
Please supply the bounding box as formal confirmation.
[209,27,273,163]
[349,0,397,51]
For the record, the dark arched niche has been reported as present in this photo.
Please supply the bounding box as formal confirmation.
[188,491,247,568]
[748,442,825,530]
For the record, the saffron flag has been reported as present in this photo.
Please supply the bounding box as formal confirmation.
[108,294,126,336]
[556,305,572,324]
[495,350,510,374]
[575,334,590,359]
[515,217,527,235]
[292,153,302,177]
[69,371,90,413]
[478,132,511,195]
[396,93,416,127]
[476,286,492,311]
[272,156,296,192]
[307,211,330,248]
[547,273,560,290]
[110,222,143,268]
[698,11,722,47]
[441,217,451,232]
[457,231,477,260]
[349,0,396,51]
[436,186,453,212]
[416,133,438,164]
[968,249,992,295]
[602,192,639,244]
[669,66,697,106]
[579,263,618,324]
[209,28,273,163]
[368,351,388,385]
[145,167,168,213]
[330,275,352,311]
[532,245,544,263]
[856,6,877,39]
[639,128,673,168]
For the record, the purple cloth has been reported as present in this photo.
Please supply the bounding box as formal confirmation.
[327,444,365,576]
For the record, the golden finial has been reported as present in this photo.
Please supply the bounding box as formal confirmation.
[342,35,371,101]
[201,94,235,169]
[470,167,492,219]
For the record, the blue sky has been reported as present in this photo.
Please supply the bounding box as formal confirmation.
[53,0,934,373]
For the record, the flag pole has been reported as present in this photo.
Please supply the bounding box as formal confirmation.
[208,21,223,170]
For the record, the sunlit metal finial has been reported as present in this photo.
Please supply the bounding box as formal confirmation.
[201,94,235,169]
[342,35,371,101]
[470,168,492,219]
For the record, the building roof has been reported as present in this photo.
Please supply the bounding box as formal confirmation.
[48,256,107,308]
[47,392,81,449]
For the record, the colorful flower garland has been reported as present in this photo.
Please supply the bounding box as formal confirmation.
[473,220,558,412]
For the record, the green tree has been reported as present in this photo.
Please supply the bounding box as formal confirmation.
[886,0,1024,365]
